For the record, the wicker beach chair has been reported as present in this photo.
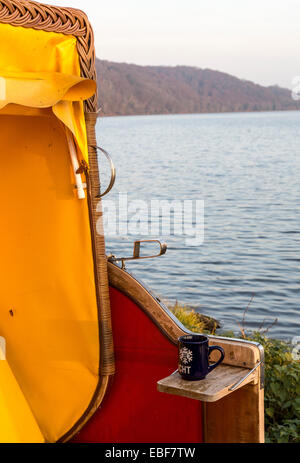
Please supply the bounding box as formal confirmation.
[0,0,264,444]
[0,0,114,442]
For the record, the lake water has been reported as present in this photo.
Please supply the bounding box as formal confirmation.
[96,111,300,340]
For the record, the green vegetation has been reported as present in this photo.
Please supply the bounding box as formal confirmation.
[170,303,300,443]
[252,332,300,443]
[170,302,220,334]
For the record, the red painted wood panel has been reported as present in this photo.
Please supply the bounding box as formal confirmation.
[74,286,202,443]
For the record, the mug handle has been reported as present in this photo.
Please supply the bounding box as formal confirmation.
[208,345,225,373]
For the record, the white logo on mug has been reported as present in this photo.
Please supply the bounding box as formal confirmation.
[179,347,193,364]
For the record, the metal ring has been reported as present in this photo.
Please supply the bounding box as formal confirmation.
[94,146,116,198]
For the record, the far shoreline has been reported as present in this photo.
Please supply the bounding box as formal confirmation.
[97,108,300,118]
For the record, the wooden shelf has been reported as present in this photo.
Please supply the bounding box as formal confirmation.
[157,364,257,403]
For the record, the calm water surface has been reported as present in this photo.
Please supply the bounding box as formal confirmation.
[96,111,300,340]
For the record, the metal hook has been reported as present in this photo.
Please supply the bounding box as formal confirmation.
[92,146,116,198]
[108,239,167,270]
[229,360,262,391]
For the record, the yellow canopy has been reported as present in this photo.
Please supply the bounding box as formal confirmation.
[0,356,44,443]
[0,23,96,163]
[0,23,100,442]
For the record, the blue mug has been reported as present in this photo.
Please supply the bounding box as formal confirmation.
[178,334,225,381]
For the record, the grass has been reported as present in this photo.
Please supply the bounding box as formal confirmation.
[170,301,220,334]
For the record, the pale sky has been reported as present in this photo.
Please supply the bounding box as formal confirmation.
[46,0,299,89]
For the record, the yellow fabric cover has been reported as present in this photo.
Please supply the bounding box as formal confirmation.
[0,357,44,443]
[0,70,94,107]
[0,24,100,442]
[0,23,96,163]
